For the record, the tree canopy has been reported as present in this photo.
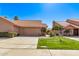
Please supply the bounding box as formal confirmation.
[52,25,63,30]
[14,16,19,20]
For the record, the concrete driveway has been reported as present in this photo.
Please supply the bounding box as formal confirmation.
[0,36,39,49]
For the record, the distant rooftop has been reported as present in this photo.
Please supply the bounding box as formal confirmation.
[67,18,79,22]
[56,21,70,27]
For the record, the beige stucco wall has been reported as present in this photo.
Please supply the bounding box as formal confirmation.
[13,26,19,33]
[0,19,14,32]
[0,17,19,33]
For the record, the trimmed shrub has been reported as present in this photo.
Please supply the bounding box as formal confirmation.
[8,33,14,38]
[50,32,53,37]
[0,32,17,38]
[0,32,8,37]
[12,32,17,37]
[49,32,55,37]
[8,32,17,38]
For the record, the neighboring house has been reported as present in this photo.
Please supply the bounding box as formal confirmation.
[0,16,47,36]
[53,19,79,36]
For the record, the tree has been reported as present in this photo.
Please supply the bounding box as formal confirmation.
[41,28,46,32]
[52,25,64,42]
[4,16,7,18]
[41,28,47,36]
[46,30,50,34]
[52,25,63,35]
[52,25,63,30]
[14,16,19,20]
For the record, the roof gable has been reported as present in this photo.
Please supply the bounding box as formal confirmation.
[0,17,15,26]
[67,19,79,26]
[55,21,70,27]
[55,21,79,29]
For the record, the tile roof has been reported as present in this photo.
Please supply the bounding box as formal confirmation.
[0,16,47,28]
[56,21,70,27]
[67,18,79,22]
[67,19,79,26]
[12,20,47,27]
[0,16,18,26]
[56,21,79,28]
[70,24,79,28]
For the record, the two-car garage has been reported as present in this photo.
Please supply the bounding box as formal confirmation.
[19,27,42,36]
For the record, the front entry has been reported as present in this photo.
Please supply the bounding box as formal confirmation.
[73,29,79,36]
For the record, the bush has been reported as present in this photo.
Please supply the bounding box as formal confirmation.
[56,33,59,36]
[46,30,50,35]
[8,33,14,38]
[0,32,17,38]
[12,32,17,37]
[0,32,8,37]
[8,32,17,38]
[49,32,55,37]
[50,32,53,37]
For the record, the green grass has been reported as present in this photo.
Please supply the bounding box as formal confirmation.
[37,36,79,50]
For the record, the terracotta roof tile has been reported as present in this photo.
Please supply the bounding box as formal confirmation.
[0,16,47,28]
[67,18,79,21]
[56,22,70,27]
[12,20,47,28]
[0,16,18,27]
[56,21,79,28]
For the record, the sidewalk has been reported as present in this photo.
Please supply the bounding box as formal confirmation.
[0,48,79,56]
[65,36,79,41]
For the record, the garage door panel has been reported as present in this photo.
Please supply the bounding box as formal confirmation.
[20,28,41,36]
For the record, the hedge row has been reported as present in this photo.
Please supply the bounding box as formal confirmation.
[0,32,17,38]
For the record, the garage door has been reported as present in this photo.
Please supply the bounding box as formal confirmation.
[20,28,41,36]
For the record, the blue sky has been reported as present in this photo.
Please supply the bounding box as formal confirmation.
[0,3,79,28]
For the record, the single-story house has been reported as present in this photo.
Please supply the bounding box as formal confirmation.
[53,19,79,36]
[0,16,47,36]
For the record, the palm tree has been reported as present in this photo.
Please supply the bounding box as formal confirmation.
[14,16,19,20]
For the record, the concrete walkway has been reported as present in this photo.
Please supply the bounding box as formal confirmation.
[65,36,79,41]
[0,48,79,56]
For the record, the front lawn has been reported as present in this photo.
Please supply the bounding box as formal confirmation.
[37,36,79,50]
